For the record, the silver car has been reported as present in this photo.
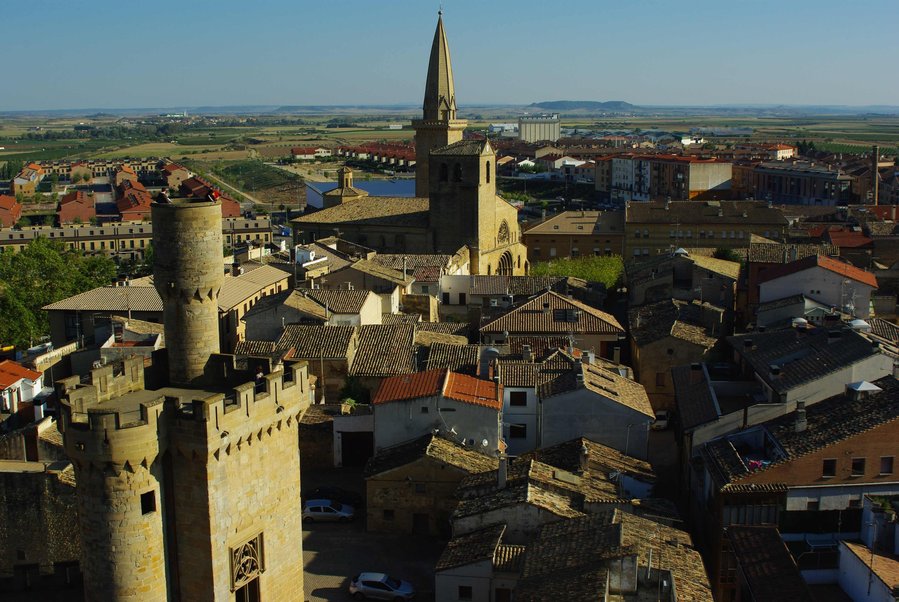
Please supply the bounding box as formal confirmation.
[302,499,355,522]
[349,572,415,600]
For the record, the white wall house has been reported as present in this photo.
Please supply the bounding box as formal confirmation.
[759,256,877,318]
[0,360,45,418]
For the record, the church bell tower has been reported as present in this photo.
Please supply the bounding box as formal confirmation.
[412,11,467,198]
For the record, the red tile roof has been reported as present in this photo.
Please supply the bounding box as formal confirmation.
[826,229,873,249]
[372,369,445,404]
[442,372,502,410]
[0,360,42,389]
[58,191,96,223]
[372,368,501,410]
[0,194,23,227]
[758,254,878,289]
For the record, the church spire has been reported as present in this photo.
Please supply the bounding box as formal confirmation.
[423,11,456,122]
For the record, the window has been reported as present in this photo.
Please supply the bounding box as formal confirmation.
[414,483,426,494]
[822,459,836,478]
[851,458,866,476]
[453,163,463,182]
[140,490,156,514]
[509,391,527,407]
[806,500,820,511]
[849,498,861,508]
[458,586,473,600]
[881,456,894,475]
[420,406,429,414]
[510,424,527,439]
[655,372,666,387]
[486,161,491,183]
[382,509,395,521]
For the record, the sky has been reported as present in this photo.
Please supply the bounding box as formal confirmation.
[5,0,899,111]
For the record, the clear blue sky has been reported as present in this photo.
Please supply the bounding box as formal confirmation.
[6,0,898,110]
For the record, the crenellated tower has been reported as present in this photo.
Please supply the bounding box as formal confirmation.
[151,198,224,385]
[412,11,467,197]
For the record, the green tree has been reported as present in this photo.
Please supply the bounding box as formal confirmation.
[712,248,742,263]
[530,256,624,289]
[0,237,117,348]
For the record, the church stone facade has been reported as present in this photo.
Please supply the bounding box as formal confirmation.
[293,14,528,276]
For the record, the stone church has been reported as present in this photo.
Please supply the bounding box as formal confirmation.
[293,13,528,276]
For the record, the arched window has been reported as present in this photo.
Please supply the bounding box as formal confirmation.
[497,220,510,244]
[486,161,491,184]
[453,163,463,182]
[439,163,448,182]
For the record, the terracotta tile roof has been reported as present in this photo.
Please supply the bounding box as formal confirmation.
[629,299,721,348]
[304,289,373,314]
[413,330,468,349]
[507,336,570,360]
[217,265,290,311]
[672,364,720,431]
[521,437,655,484]
[747,241,839,263]
[758,254,877,289]
[233,340,277,356]
[843,541,899,590]
[415,322,471,338]
[42,286,163,312]
[627,200,788,226]
[827,229,873,249]
[364,433,497,478]
[466,275,567,297]
[292,196,429,227]
[277,325,356,359]
[480,290,623,335]
[424,342,480,375]
[728,526,814,602]
[431,139,491,156]
[869,318,899,344]
[539,362,654,418]
[728,328,884,395]
[443,372,501,410]
[350,324,416,376]
[497,362,540,387]
[342,259,414,286]
[58,190,96,223]
[436,524,506,571]
[691,254,741,280]
[523,210,624,236]
[368,253,452,271]
[493,543,526,573]
[0,360,42,388]
[372,369,445,404]
[0,194,23,227]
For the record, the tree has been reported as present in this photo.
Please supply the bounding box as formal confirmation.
[530,256,624,289]
[712,248,742,263]
[0,237,117,348]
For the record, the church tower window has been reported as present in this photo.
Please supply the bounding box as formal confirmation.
[486,161,491,183]
[453,163,463,182]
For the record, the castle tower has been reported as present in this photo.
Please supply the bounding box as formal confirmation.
[412,12,467,197]
[57,358,171,601]
[151,198,224,385]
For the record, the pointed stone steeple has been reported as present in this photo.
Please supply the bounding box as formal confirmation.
[422,12,456,122]
[412,11,467,198]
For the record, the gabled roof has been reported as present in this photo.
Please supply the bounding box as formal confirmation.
[443,371,501,410]
[539,361,654,418]
[521,437,655,484]
[43,286,163,312]
[728,327,885,394]
[629,299,721,348]
[364,433,497,478]
[727,526,814,602]
[217,265,290,311]
[342,259,414,286]
[304,289,374,314]
[424,342,480,375]
[480,290,623,335]
[372,368,501,410]
[758,254,877,289]
[292,196,429,227]
[0,360,42,389]
[278,325,356,359]
[436,523,506,571]
[351,324,416,376]
[747,240,839,263]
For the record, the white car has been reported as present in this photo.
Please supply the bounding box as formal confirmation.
[302,499,355,522]
[652,410,670,431]
[349,572,415,600]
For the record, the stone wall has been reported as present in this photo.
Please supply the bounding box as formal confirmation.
[0,462,80,585]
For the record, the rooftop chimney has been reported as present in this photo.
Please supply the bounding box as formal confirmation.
[794,401,807,433]
[579,442,589,472]
[522,344,533,363]
[402,256,408,280]
[497,455,507,489]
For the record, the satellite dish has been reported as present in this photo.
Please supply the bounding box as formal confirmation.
[481,439,489,448]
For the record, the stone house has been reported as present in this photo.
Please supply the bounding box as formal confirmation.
[629,299,724,411]
[480,290,624,360]
[626,251,739,309]
[242,288,381,340]
[364,434,497,536]
[692,375,899,601]
[371,368,501,452]
[276,325,359,404]
[539,359,654,459]
[321,259,414,315]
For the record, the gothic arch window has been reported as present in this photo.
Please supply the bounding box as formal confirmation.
[498,220,510,244]
[439,163,448,182]
[230,533,264,592]
[453,163,463,182]
[486,161,491,183]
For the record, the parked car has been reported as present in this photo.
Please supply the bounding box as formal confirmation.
[304,486,363,508]
[651,410,670,431]
[302,499,355,522]
[349,572,415,600]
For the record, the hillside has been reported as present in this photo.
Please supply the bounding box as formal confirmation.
[530,100,637,113]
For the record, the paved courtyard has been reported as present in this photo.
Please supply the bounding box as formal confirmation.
[302,468,444,601]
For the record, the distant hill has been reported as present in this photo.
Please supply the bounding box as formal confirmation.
[530,100,637,112]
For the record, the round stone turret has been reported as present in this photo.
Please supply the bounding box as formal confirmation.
[152,199,224,385]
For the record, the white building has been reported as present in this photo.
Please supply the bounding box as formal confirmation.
[518,114,561,143]
[0,360,45,418]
